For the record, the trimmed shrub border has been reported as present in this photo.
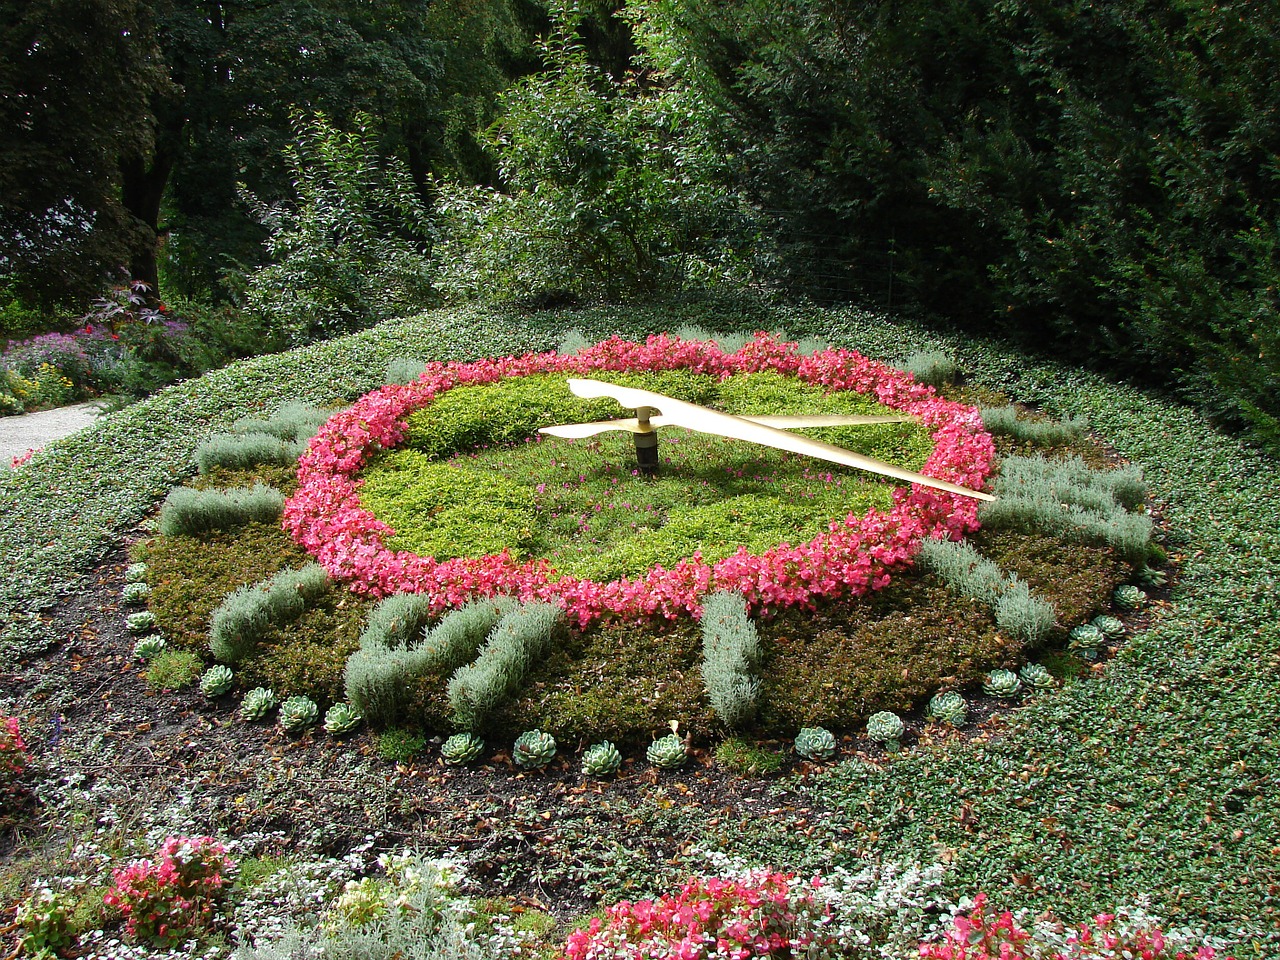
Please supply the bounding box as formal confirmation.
[283,333,995,624]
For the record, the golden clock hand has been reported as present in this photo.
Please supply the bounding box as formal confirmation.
[553,378,994,502]
[539,412,915,440]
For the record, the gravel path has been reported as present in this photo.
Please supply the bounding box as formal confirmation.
[0,401,105,465]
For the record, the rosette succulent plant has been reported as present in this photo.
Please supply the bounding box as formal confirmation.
[124,562,148,583]
[132,635,166,661]
[199,664,234,697]
[983,669,1022,698]
[324,703,362,736]
[121,582,150,606]
[1092,615,1126,640]
[126,611,157,635]
[866,711,905,752]
[513,730,557,769]
[927,691,968,727]
[441,732,485,765]
[647,734,688,770]
[1069,623,1104,659]
[1112,585,1147,611]
[794,726,837,760]
[1134,566,1167,588]
[1019,662,1057,690]
[240,687,277,721]
[279,696,320,732]
[581,741,623,777]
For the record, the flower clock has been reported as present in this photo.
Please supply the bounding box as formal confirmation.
[283,333,995,626]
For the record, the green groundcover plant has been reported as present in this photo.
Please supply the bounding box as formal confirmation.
[1,298,1277,950]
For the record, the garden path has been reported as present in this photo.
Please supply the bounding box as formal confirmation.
[0,401,104,465]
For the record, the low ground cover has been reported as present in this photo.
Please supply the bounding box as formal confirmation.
[1,299,1276,956]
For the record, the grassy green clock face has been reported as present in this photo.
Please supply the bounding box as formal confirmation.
[357,370,934,583]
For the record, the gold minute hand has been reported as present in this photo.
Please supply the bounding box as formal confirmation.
[552,378,995,502]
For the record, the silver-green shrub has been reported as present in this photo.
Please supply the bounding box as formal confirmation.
[794,727,837,760]
[979,406,1087,446]
[581,741,622,777]
[346,597,519,728]
[385,358,428,385]
[980,455,1152,562]
[209,564,330,663]
[917,539,1056,642]
[158,483,286,538]
[903,350,959,389]
[447,602,563,730]
[195,433,308,474]
[556,328,594,356]
[230,402,332,442]
[512,729,556,769]
[699,591,762,728]
[646,733,687,769]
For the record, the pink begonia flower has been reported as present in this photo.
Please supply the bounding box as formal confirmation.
[283,333,995,624]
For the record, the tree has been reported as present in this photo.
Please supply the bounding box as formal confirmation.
[0,0,169,306]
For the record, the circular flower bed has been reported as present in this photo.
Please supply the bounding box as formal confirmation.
[283,333,995,625]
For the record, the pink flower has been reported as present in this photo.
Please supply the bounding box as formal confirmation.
[283,333,996,624]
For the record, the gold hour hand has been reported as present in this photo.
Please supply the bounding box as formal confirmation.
[546,378,994,501]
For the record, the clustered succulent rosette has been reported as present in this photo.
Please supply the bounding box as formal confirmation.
[124,562,148,584]
[324,703,362,736]
[1019,662,1056,690]
[240,687,277,721]
[647,734,688,770]
[121,582,150,605]
[126,611,157,635]
[132,635,167,661]
[927,691,968,727]
[1092,614,1126,639]
[793,726,837,760]
[1134,565,1167,588]
[513,730,557,769]
[1112,584,1147,610]
[282,333,996,625]
[441,732,485,765]
[983,669,1022,698]
[279,696,319,732]
[1069,623,1104,658]
[199,664,234,697]
[866,710,905,752]
[581,741,623,777]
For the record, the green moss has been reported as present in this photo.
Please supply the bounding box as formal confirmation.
[144,522,313,653]
[375,727,427,762]
[144,649,203,692]
[714,737,785,775]
[759,579,1021,730]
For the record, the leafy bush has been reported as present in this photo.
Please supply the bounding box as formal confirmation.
[699,591,762,728]
[209,564,330,663]
[157,484,286,538]
[103,836,236,947]
[243,112,436,346]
